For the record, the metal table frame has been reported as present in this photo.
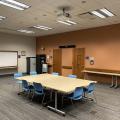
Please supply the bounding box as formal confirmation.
[83,70,119,88]
[47,91,66,116]
[111,76,118,88]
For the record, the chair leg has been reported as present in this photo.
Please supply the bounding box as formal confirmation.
[93,92,97,103]
[27,90,31,98]
[18,83,22,92]
[83,92,86,98]
[31,92,35,101]
[83,92,88,101]
[70,99,74,105]
[85,92,97,103]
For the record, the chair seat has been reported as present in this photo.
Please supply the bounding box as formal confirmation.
[66,93,83,100]
[35,91,44,95]
[23,88,29,92]
[83,85,94,94]
[23,85,34,92]
[84,89,93,94]
[69,96,83,100]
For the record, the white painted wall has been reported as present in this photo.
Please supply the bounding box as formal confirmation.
[0,32,36,72]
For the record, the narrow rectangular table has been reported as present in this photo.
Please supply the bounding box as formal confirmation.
[17,74,96,115]
[83,70,120,88]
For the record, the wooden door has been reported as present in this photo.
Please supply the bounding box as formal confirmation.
[61,48,73,76]
[73,48,85,78]
[53,49,62,74]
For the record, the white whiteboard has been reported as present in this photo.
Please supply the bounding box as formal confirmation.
[0,51,18,68]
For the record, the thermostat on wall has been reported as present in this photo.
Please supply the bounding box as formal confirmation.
[89,57,94,65]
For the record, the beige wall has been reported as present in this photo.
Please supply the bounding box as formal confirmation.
[36,23,120,71]
[0,32,36,73]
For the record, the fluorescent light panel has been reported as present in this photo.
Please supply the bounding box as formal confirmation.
[0,0,30,10]
[33,25,52,30]
[17,29,34,34]
[0,1,24,10]
[57,20,71,25]
[91,11,106,18]
[66,20,77,25]
[57,20,77,26]
[0,15,6,20]
[91,8,114,18]
[100,8,114,17]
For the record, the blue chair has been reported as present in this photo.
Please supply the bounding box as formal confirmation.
[68,74,77,78]
[30,71,37,75]
[14,72,23,91]
[32,82,45,104]
[22,80,33,96]
[52,72,59,76]
[14,72,23,78]
[62,87,84,105]
[84,83,97,102]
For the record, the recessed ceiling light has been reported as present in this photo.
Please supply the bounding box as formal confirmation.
[100,8,114,17]
[91,11,106,18]
[17,29,34,34]
[57,20,71,25]
[91,8,114,18]
[0,15,6,21]
[57,20,77,25]
[33,25,53,30]
[66,20,77,25]
[0,0,30,10]
[57,16,77,26]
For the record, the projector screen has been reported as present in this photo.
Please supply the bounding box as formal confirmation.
[0,51,18,68]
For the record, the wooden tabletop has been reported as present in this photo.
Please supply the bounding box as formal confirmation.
[17,74,96,93]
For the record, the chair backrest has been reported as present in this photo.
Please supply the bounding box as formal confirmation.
[33,82,44,93]
[22,80,29,89]
[73,87,83,98]
[87,83,95,93]
[14,72,23,79]
[68,74,77,78]
[51,72,59,76]
[30,71,37,75]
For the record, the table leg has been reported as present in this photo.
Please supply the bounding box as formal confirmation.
[50,91,53,101]
[114,76,118,89]
[17,83,24,95]
[47,91,65,116]
[110,76,114,88]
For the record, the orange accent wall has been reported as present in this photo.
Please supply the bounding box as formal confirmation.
[36,23,120,71]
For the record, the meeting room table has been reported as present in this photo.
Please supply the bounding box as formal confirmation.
[17,73,97,116]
